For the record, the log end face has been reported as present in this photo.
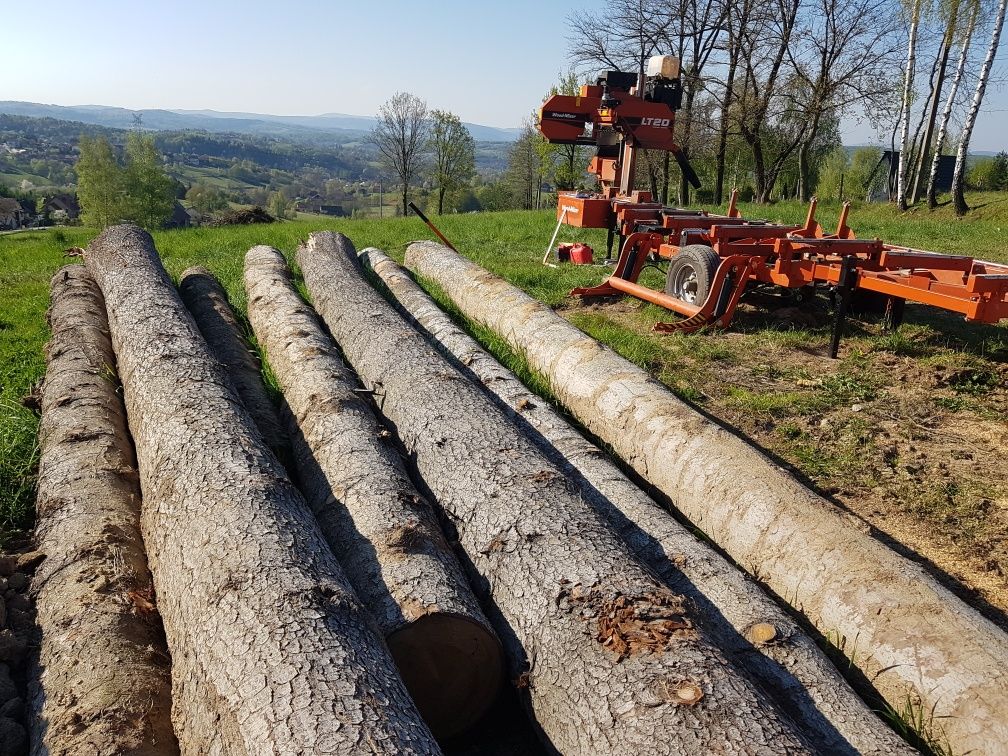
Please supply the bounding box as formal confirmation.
[178,265,217,292]
[387,613,503,740]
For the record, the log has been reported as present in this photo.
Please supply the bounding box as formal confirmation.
[243,245,502,738]
[177,266,288,461]
[83,225,440,755]
[297,231,815,756]
[29,265,178,755]
[404,240,1008,755]
[361,248,914,756]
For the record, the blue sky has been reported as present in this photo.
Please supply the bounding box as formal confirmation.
[1,0,1005,150]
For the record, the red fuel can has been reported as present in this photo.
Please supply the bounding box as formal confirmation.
[558,242,594,265]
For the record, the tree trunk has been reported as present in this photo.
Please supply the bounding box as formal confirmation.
[661,152,670,205]
[752,140,769,203]
[715,37,740,206]
[177,266,288,464]
[298,231,815,756]
[404,241,1008,756]
[643,150,660,199]
[898,0,922,210]
[797,142,812,201]
[953,0,1007,215]
[83,225,440,755]
[928,2,978,208]
[30,265,178,756]
[677,88,696,206]
[911,2,958,206]
[243,245,502,739]
[362,248,914,756]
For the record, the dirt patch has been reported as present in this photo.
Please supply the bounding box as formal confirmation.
[560,296,1008,620]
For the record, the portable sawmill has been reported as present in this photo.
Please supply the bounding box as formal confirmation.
[538,55,1008,356]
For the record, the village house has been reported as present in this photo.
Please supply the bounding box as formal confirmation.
[295,192,345,217]
[0,197,31,230]
[40,193,81,223]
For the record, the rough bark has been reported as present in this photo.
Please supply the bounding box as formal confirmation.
[243,245,502,739]
[404,240,1008,756]
[177,266,288,463]
[30,265,178,755]
[362,248,914,755]
[83,225,440,756]
[298,231,815,756]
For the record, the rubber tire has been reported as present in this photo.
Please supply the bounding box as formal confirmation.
[664,245,721,305]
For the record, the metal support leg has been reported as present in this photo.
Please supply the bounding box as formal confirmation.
[830,256,858,359]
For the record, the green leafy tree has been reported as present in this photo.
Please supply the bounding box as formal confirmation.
[268,190,293,220]
[992,151,1008,190]
[186,183,229,215]
[123,132,175,229]
[849,147,885,199]
[546,70,589,190]
[429,110,475,215]
[477,181,515,211]
[75,135,125,228]
[507,118,548,209]
[967,157,998,190]
[814,148,850,201]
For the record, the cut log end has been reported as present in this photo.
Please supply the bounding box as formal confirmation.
[387,612,503,739]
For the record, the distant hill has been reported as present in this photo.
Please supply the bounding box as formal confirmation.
[0,101,521,144]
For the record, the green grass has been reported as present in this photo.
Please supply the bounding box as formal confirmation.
[2,195,1006,546]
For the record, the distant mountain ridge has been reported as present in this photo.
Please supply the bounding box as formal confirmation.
[0,101,521,143]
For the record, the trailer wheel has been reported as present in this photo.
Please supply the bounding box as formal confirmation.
[665,245,721,305]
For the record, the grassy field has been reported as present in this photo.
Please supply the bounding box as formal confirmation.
[2,195,1006,623]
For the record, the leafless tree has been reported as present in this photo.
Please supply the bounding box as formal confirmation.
[567,0,675,197]
[788,0,903,199]
[909,0,966,202]
[734,0,805,202]
[567,0,673,81]
[927,0,980,206]
[952,0,1006,214]
[370,92,430,216]
[712,0,752,204]
[668,0,730,203]
[897,0,925,209]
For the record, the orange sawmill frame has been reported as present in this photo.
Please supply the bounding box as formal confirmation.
[569,194,1008,353]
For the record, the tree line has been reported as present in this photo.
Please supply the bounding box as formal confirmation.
[370,94,476,216]
[76,132,178,229]
[543,0,1005,213]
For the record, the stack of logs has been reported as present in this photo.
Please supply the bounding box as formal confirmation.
[21,224,1008,756]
